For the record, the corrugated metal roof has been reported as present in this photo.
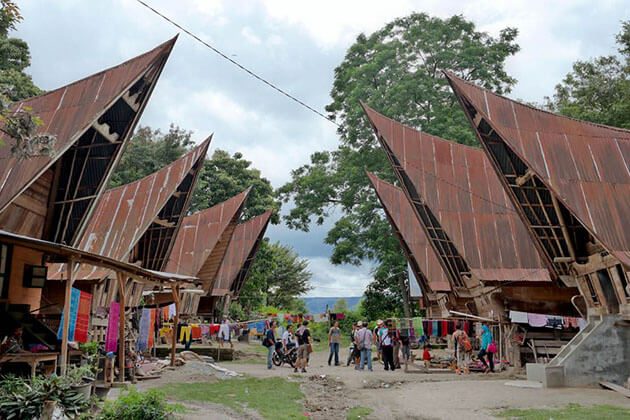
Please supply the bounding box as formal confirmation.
[364,104,551,283]
[0,37,177,215]
[446,73,630,269]
[212,210,272,297]
[367,172,451,292]
[164,189,250,292]
[48,139,210,280]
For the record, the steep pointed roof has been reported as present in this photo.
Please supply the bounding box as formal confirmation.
[445,73,630,268]
[49,138,210,280]
[0,37,177,215]
[364,104,550,283]
[164,188,250,292]
[212,210,272,297]
[367,173,451,292]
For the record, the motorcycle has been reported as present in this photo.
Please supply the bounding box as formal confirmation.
[346,342,359,366]
[272,341,298,367]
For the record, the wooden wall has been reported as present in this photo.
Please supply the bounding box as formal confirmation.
[0,170,53,238]
[8,245,44,312]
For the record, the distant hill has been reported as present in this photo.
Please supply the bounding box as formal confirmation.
[301,297,362,314]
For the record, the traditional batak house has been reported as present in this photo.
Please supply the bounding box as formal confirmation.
[46,140,210,345]
[446,73,630,387]
[210,210,272,315]
[366,172,457,317]
[163,189,250,320]
[363,104,577,321]
[0,38,178,374]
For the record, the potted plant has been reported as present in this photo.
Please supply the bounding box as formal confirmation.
[66,365,94,399]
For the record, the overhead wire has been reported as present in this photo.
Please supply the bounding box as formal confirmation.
[134,0,338,127]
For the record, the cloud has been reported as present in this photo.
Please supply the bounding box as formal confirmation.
[241,26,262,45]
[305,257,374,297]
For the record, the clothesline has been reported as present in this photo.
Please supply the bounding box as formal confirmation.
[509,310,585,330]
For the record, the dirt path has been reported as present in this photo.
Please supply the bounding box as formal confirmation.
[137,343,630,419]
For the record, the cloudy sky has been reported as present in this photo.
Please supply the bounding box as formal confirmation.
[14,0,629,296]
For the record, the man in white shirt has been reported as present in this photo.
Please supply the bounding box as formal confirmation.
[219,318,232,348]
[282,324,295,351]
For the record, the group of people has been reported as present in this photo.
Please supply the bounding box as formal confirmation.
[263,320,312,373]
[262,318,497,376]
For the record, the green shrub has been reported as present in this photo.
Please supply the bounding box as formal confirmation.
[98,389,172,420]
[0,374,89,419]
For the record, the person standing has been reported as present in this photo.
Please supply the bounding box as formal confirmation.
[374,320,384,362]
[219,318,232,349]
[452,323,471,375]
[355,321,373,372]
[478,323,495,373]
[282,324,295,352]
[328,321,341,366]
[264,320,276,370]
[381,321,396,371]
[295,320,311,373]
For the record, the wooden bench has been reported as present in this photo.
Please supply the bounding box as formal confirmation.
[0,352,58,377]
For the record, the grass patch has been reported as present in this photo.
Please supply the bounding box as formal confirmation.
[157,377,305,419]
[347,406,373,419]
[497,403,630,419]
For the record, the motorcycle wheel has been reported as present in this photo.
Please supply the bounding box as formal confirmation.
[272,352,282,366]
[288,351,297,368]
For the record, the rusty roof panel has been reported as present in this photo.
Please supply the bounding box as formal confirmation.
[211,210,272,297]
[49,139,210,280]
[446,73,630,268]
[0,38,177,214]
[364,105,550,282]
[367,173,451,292]
[165,189,249,292]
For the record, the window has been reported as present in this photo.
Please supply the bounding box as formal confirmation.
[0,243,11,299]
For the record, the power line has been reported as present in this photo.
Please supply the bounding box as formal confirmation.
[134,0,338,127]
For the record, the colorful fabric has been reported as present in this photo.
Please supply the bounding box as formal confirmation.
[509,310,529,324]
[168,304,176,319]
[431,320,439,337]
[105,302,120,352]
[191,325,202,339]
[412,317,423,336]
[137,308,152,351]
[148,309,156,348]
[200,324,210,336]
[179,326,192,343]
[527,313,547,327]
[441,320,448,337]
[74,290,92,343]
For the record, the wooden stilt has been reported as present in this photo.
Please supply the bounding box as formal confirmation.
[59,258,75,375]
[171,284,180,367]
[117,272,126,383]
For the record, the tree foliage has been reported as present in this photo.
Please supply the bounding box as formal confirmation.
[238,240,312,316]
[109,125,194,187]
[546,21,630,129]
[190,149,280,223]
[279,13,519,316]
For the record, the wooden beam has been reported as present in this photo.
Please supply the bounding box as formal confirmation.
[515,169,535,187]
[171,283,181,367]
[117,272,126,383]
[59,258,75,375]
[121,91,140,112]
[550,193,577,261]
[153,217,175,228]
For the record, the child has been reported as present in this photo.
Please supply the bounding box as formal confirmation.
[422,344,432,368]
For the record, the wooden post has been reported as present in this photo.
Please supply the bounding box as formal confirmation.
[171,284,180,367]
[117,272,126,383]
[59,258,75,375]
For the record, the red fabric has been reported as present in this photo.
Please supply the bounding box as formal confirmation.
[441,321,448,337]
[463,321,470,335]
[210,324,220,335]
[74,291,92,343]
[191,325,202,339]
[422,349,432,361]
[148,309,156,348]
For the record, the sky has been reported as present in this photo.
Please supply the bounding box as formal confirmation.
[14,0,629,297]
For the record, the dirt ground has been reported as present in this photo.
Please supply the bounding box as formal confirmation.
[135,341,630,419]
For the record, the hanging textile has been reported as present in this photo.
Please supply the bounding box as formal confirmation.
[527,313,547,327]
[57,288,80,341]
[441,320,448,337]
[105,302,120,352]
[179,325,192,344]
[148,309,156,349]
[137,308,152,351]
[191,324,202,339]
[412,317,423,336]
[423,320,431,336]
[431,320,439,337]
[168,303,176,319]
[509,310,529,324]
[545,315,564,329]
[74,290,92,343]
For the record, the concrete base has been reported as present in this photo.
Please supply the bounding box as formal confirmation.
[527,315,630,387]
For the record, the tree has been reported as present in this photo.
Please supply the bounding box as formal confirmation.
[238,240,312,316]
[0,0,41,102]
[332,298,349,313]
[278,13,520,316]
[109,124,194,187]
[190,149,280,223]
[0,0,54,160]
[546,21,630,129]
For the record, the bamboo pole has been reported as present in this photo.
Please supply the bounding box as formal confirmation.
[171,283,180,367]
[117,272,126,383]
[59,258,75,375]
